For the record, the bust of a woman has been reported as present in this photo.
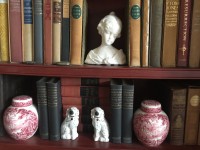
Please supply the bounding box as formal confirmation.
[85,12,126,65]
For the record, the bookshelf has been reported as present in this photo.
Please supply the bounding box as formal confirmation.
[0,0,200,150]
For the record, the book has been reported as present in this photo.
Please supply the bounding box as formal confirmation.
[189,0,200,68]
[62,96,82,105]
[161,0,180,67]
[47,78,62,141]
[176,0,192,67]
[61,85,110,97]
[184,86,200,145]
[52,0,62,64]
[43,0,52,65]
[34,0,43,64]
[22,0,34,62]
[122,79,134,143]
[0,0,9,62]
[128,0,141,67]
[70,0,87,65]
[141,0,150,67]
[9,0,23,63]
[36,77,49,139]
[110,79,122,143]
[61,0,70,64]
[149,0,164,67]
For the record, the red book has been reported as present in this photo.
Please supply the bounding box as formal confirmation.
[62,96,82,105]
[9,0,23,63]
[177,0,192,67]
[43,0,52,65]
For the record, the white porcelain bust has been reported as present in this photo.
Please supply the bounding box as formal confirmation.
[85,12,126,65]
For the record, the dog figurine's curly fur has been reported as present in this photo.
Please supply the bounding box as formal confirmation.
[61,107,79,140]
[91,107,109,142]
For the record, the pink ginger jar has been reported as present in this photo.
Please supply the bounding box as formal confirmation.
[3,95,38,140]
[133,100,169,147]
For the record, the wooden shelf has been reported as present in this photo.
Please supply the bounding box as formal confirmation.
[0,134,200,150]
[0,63,200,79]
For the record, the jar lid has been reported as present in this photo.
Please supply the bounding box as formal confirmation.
[141,100,161,113]
[12,95,33,107]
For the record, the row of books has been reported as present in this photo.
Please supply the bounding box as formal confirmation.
[0,0,86,65]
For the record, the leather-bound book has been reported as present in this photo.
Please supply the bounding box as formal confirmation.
[177,0,192,67]
[149,0,164,67]
[184,86,200,145]
[122,79,134,143]
[189,0,200,68]
[43,0,52,65]
[162,0,180,67]
[9,0,23,63]
[128,0,141,67]
[0,1,9,62]
[47,78,62,141]
[36,77,49,139]
[52,0,62,64]
[110,79,122,143]
[34,0,43,64]
[61,0,70,64]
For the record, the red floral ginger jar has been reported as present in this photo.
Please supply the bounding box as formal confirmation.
[133,100,169,147]
[3,95,38,140]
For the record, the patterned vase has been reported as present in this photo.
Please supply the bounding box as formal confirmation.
[3,95,38,140]
[133,100,169,147]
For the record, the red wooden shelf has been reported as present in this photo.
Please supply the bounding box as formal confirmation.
[0,63,200,79]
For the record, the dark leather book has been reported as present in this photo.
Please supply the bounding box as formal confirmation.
[34,0,44,64]
[149,0,164,67]
[36,77,49,139]
[47,78,62,141]
[177,0,192,67]
[61,0,70,63]
[110,79,122,143]
[122,79,134,143]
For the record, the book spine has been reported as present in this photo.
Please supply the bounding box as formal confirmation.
[0,75,4,136]
[36,77,49,139]
[23,0,34,62]
[61,0,70,63]
[52,0,62,63]
[149,0,164,67]
[70,0,83,65]
[62,96,82,105]
[0,0,9,62]
[141,0,150,67]
[128,0,141,67]
[161,0,180,67]
[122,80,134,143]
[43,0,52,65]
[47,78,62,141]
[184,86,200,145]
[34,0,43,64]
[177,0,192,67]
[169,88,187,145]
[189,0,200,68]
[9,0,23,63]
[110,79,122,143]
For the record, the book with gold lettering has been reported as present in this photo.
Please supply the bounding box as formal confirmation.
[0,0,9,62]
[161,0,180,67]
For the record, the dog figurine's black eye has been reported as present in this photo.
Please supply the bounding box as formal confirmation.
[69,110,74,115]
[95,111,99,116]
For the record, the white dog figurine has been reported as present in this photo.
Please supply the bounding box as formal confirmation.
[91,107,109,142]
[61,107,79,140]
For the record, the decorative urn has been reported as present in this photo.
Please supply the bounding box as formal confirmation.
[3,95,38,140]
[133,100,169,147]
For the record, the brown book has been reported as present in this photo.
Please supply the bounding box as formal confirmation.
[9,0,23,63]
[141,0,150,67]
[128,0,141,67]
[43,0,52,65]
[62,96,82,105]
[52,0,62,64]
[161,0,180,68]
[189,0,200,68]
[177,0,192,67]
[184,86,200,145]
